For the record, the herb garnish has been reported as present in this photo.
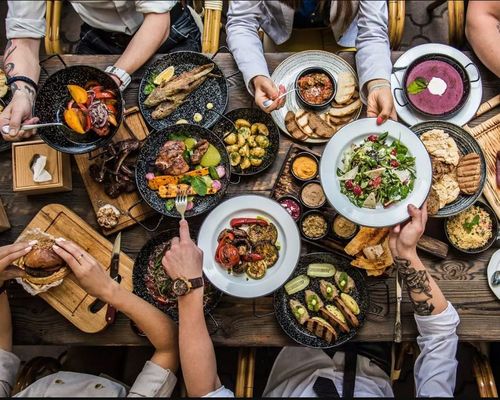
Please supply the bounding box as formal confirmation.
[463,214,480,233]
[407,77,428,95]
[143,73,158,95]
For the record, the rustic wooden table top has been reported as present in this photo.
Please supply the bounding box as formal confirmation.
[1,51,499,346]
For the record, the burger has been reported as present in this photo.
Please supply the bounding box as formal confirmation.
[17,229,70,288]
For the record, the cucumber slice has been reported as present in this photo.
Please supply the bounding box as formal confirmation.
[284,275,310,295]
[307,263,336,278]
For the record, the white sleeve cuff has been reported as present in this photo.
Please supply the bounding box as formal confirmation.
[6,18,46,39]
[128,361,177,397]
[414,301,460,337]
[135,0,177,14]
[203,385,235,397]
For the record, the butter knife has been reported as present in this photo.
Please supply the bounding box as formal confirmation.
[394,270,402,343]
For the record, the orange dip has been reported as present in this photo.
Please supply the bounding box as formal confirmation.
[292,156,317,180]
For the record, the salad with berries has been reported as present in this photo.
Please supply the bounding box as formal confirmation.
[336,132,416,208]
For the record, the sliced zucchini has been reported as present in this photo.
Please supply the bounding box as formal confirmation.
[246,260,267,280]
[284,275,310,295]
[307,263,336,278]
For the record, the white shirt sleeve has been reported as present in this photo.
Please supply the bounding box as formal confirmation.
[355,0,392,103]
[226,1,271,95]
[6,0,46,39]
[0,348,21,397]
[203,385,234,397]
[413,302,460,397]
[135,1,177,15]
[127,361,177,397]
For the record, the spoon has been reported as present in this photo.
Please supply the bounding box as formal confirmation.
[1,122,64,134]
[262,88,297,108]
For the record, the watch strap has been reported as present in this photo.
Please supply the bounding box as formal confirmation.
[188,277,204,289]
[105,66,131,91]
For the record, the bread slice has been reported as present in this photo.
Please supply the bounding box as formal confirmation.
[334,72,356,104]
[320,305,350,333]
[295,110,314,137]
[285,111,308,141]
[328,99,362,117]
[305,317,337,343]
[334,297,360,328]
[308,113,335,138]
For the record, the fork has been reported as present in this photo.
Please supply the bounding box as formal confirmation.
[175,189,188,220]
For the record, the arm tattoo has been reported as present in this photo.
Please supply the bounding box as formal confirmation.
[395,257,435,316]
[497,22,500,34]
[4,40,17,60]
[10,82,35,103]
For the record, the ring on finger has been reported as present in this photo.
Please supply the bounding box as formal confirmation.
[77,253,85,262]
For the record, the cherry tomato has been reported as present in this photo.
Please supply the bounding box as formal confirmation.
[390,160,400,168]
[367,135,378,142]
[353,186,363,196]
[369,176,382,188]
[345,180,354,190]
[391,148,397,156]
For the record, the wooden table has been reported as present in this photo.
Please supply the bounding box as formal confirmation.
[2,52,499,346]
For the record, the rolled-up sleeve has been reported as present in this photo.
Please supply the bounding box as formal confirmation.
[414,302,460,397]
[355,0,392,103]
[128,361,177,397]
[6,1,46,39]
[0,348,21,397]
[203,385,234,397]
[226,1,271,95]
[135,1,177,14]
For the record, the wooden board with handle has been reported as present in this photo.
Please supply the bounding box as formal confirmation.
[74,107,154,236]
[463,95,500,219]
[15,204,134,333]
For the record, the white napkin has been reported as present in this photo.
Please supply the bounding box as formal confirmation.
[31,154,52,183]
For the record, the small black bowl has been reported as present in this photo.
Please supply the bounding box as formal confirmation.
[331,214,359,242]
[299,180,326,209]
[35,65,123,155]
[295,67,336,112]
[277,195,303,222]
[300,210,329,241]
[290,151,319,182]
[444,201,498,254]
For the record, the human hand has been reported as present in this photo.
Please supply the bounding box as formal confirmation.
[366,80,397,125]
[0,241,35,284]
[389,202,428,260]
[252,76,286,113]
[52,238,118,302]
[162,220,203,282]
[0,89,38,142]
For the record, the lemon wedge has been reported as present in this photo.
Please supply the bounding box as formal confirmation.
[154,66,175,85]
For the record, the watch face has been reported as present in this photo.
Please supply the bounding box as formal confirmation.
[172,279,189,296]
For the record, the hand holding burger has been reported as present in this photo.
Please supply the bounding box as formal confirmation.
[0,242,35,285]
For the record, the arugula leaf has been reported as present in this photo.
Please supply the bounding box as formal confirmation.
[143,73,158,95]
[165,199,175,211]
[378,131,389,142]
[190,176,208,196]
[407,77,428,95]
[463,214,480,233]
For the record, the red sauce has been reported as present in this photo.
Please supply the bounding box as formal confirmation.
[279,198,301,221]
[298,73,333,105]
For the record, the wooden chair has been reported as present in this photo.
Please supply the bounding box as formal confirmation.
[235,348,256,397]
[426,0,466,48]
[388,0,405,50]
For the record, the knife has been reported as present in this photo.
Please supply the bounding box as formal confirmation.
[394,270,402,343]
[89,233,122,316]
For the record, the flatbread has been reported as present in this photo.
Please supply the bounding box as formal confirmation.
[426,187,441,215]
[351,237,394,271]
[456,153,481,195]
[334,72,356,104]
[420,129,460,166]
[344,227,390,256]
[433,173,460,208]
[431,156,455,181]
[328,99,362,117]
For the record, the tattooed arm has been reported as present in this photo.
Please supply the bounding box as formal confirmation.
[1,38,41,141]
[390,203,459,397]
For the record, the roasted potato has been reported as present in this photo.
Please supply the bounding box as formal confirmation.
[250,157,263,167]
[239,126,251,137]
[255,135,270,148]
[250,147,265,158]
[236,133,246,147]
[235,118,251,129]
[226,144,240,153]
[246,135,257,148]
[240,157,251,169]
[238,143,250,157]
[224,132,237,145]
[229,152,241,167]
[251,122,269,136]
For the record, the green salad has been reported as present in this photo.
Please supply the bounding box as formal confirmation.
[337,132,416,208]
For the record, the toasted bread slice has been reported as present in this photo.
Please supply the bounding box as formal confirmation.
[319,279,339,302]
[351,237,394,271]
[308,112,335,138]
[320,305,350,333]
[306,317,337,343]
[328,99,362,117]
[334,297,360,328]
[289,299,309,325]
[295,110,314,136]
[334,72,356,104]
[285,111,308,141]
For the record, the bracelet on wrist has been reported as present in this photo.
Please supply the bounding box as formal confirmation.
[7,76,39,93]
[368,82,391,93]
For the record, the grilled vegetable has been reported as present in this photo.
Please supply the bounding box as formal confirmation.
[340,293,360,315]
[307,263,336,278]
[319,279,338,301]
[147,168,210,190]
[230,218,268,228]
[246,260,267,279]
[289,299,309,325]
[158,184,218,198]
[284,275,310,295]
[305,289,324,312]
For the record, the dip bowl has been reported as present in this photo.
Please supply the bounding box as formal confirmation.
[295,67,336,112]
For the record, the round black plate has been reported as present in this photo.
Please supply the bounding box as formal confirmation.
[34,65,123,154]
[445,201,499,254]
[135,124,230,218]
[274,252,369,349]
[133,228,222,321]
[211,108,280,176]
[0,89,13,153]
[411,121,486,218]
[138,51,228,130]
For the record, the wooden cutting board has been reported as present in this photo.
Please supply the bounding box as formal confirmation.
[463,95,500,219]
[16,204,134,333]
[74,107,154,236]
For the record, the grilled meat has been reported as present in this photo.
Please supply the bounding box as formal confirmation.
[190,139,209,164]
[155,140,190,176]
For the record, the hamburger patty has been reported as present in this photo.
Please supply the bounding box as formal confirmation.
[24,265,63,278]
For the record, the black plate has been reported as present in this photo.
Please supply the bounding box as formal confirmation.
[411,121,486,218]
[138,51,228,130]
[274,252,368,349]
[34,65,123,154]
[445,201,499,254]
[133,228,222,321]
[135,123,230,218]
[211,108,280,176]
[0,89,13,153]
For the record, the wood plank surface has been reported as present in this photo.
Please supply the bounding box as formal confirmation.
[1,52,499,346]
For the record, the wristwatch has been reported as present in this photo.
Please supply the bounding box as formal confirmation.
[172,277,204,297]
[105,66,131,91]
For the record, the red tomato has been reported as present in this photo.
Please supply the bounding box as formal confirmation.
[353,186,363,196]
[370,176,382,188]
[391,148,397,156]
[217,244,240,269]
[367,135,378,142]
[390,160,400,168]
[345,180,354,190]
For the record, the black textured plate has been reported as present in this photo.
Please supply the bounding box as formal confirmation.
[411,121,486,218]
[445,201,499,254]
[135,123,230,218]
[138,51,228,130]
[133,228,222,321]
[274,252,368,349]
[211,108,280,176]
[34,65,123,154]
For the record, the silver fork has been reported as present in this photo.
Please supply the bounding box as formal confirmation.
[175,189,188,220]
